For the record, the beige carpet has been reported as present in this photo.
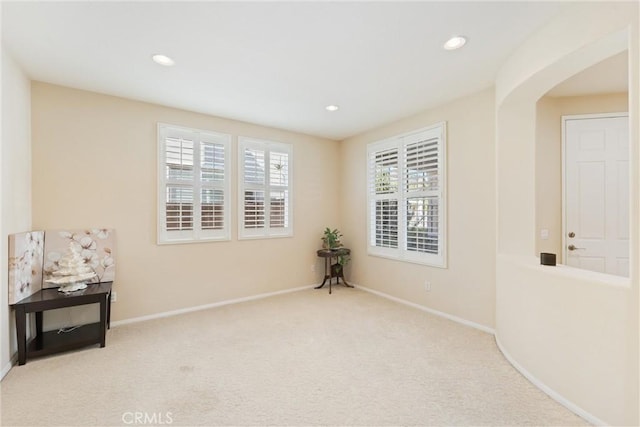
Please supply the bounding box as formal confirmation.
[1,287,588,426]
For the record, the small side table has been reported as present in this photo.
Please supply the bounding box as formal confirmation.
[315,248,353,294]
[10,282,112,365]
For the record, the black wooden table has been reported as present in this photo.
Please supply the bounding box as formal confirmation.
[315,248,353,294]
[10,281,112,365]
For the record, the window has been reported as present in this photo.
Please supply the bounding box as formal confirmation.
[367,123,447,267]
[158,124,231,244]
[238,137,292,239]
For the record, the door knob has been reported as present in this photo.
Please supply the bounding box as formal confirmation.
[568,244,585,251]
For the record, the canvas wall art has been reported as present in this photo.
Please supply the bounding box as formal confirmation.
[43,229,116,289]
[8,231,45,304]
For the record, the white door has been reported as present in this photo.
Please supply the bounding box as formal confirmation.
[564,114,629,277]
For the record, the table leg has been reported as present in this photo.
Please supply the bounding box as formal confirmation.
[33,311,44,350]
[15,306,27,365]
[340,266,354,287]
[314,277,330,289]
[327,257,333,295]
[314,257,330,289]
[35,311,43,336]
[107,290,112,329]
[99,297,107,348]
[332,256,338,294]
[342,277,354,288]
[333,256,337,285]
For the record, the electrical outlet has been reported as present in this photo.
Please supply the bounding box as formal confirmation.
[424,281,431,292]
[110,291,117,303]
[540,229,549,240]
[311,264,316,272]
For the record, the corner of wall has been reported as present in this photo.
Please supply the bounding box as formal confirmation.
[1,46,32,376]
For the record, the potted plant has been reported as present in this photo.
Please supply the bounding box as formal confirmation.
[321,227,342,250]
[321,227,350,273]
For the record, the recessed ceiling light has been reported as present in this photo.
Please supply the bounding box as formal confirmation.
[443,36,467,51]
[325,105,339,112]
[152,54,175,67]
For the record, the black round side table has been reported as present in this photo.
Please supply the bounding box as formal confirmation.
[314,248,353,294]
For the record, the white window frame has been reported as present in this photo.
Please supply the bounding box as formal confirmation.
[366,123,447,268]
[238,137,293,239]
[157,123,231,244]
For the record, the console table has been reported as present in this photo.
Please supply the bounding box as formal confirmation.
[315,248,353,294]
[10,281,112,365]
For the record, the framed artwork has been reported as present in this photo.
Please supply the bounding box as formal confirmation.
[42,229,116,289]
[8,231,45,304]
[8,229,116,301]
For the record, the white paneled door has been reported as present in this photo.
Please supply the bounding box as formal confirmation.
[564,114,629,277]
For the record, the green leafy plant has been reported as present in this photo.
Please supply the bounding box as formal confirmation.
[322,227,350,272]
[337,253,350,271]
[321,227,342,249]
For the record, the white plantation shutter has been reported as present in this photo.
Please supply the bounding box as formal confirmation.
[239,137,292,239]
[268,150,290,229]
[200,141,226,232]
[158,124,231,244]
[404,133,440,256]
[368,143,399,254]
[242,147,266,229]
[367,123,446,267]
[164,136,195,234]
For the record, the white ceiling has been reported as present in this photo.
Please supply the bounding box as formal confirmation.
[2,1,570,140]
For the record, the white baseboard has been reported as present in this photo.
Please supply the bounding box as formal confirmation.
[354,283,495,334]
[1,353,18,381]
[355,283,602,425]
[111,284,316,327]
[1,361,12,380]
[494,335,605,426]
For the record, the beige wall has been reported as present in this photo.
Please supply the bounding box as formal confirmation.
[535,96,561,258]
[340,88,496,329]
[1,47,32,376]
[31,83,340,324]
[535,92,629,261]
[496,1,638,424]
[496,254,632,423]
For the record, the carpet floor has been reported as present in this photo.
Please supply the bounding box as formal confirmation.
[1,287,588,426]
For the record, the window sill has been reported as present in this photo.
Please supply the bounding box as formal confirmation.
[367,250,447,269]
[157,236,231,246]
[237,233,293,241]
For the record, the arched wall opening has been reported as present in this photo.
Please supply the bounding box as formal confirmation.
[535,50,628,267]
[494,2,638,426]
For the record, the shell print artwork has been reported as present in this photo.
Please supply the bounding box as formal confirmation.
[43,229,116,289]
[46,242,96,293]
[8,231,45,304]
